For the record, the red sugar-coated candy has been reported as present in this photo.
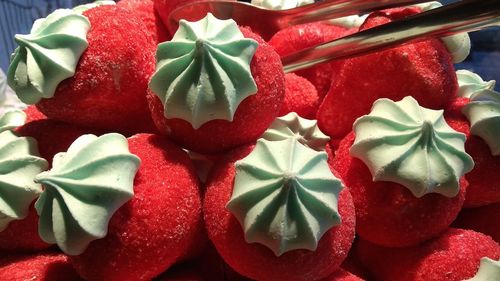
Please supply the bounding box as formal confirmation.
[340,240,371,281]
[0,206,49,252]
[117,0,170,43]
[444,98,500,207]
[36,6,157,134]
[204,145,356,281]
[23,105,46,123]
[357,228,500,281]
[279,73,320,119]
[453,203,500,243]
[154,0,210,37]
[148,27,285,154]
[70,134,203,281]
[317,8,457,140]
[322,268,364,281]
[0,251,80,281]
[333,132,466,247]
[269,22,352,98]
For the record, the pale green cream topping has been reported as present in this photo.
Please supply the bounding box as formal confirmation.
[464,257,500,281]
[0,110,26,133]
[251,0,314,10]
[457,70,496,98]
[351,96,474,198]
[149,13,258,129]
[227,138,342,256]
[34,133,140,255]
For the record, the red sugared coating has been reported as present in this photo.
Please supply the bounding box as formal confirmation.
[269,22,352,98]
[0,251,80,281]
[453,203,500,243]
[36,5,157,134]
[444,98,500,207]
[70,134,203,281]
[154,0,210,37]
[357,228,500,281]
[117,0,170,43]
[0,207,48,252]
[23,105,46,123]
[317,8,457,140]
[148,27,285,154]
[333,132,466,247]
[204,145,356,281]
[279,73,320,119]
[340,240,371,281]
[322,268,364,281]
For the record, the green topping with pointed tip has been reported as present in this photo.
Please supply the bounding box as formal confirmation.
[0,130,48,232]
[0,110,26,133]
[261,112,330,151]
[34,133,140,255]
[464,257,500,281]
[7,9,90,105]
[457,70,496,98]
[350,96,474,198]
[227,138,342,256]
[149,13,258,129]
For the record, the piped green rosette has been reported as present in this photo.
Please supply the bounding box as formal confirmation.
[149,13,258,129]
[464,257,500,281]
[350,96,474,198]
[0,110,26,133]
[227,138,343,256]
[457,70,496,98]
[72,0,115,14]
[0,130,48,231]
[261,112,330,151]
[34,133,140,255]
[462,89,500,156]
[7,9,90,104]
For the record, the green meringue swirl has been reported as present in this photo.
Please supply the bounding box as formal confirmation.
[464,257,500,281]
[0,110,26,133]
[7,9,90,105]
[34,133,140,255]
[350,96,474,198]
[457,70,496,98]
[149,13,258,129]
[462,89,500,156]
[261,112,330,151]
[73,0,116,14]
[0,130,48,232]
[227,138,343,256]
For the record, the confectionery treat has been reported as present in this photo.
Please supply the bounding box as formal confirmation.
[117,0,170,44]
[279,73,320,119]
[323,268,364,281]
[317,7,458,139]
[356,228,500,281]
[333,97,473,247]
[154,0,210,36]
[251,0,313,11]
[269,22,353,98]
[23,105,47,123]
[0,251,80,281]
[8,4,157,134]
[148,14,285,153]
[453,203,500,243]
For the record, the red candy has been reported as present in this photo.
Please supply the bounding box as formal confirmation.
[70,134,203,281]
[317,8,457,139]
[148,27,285,153]
[357,228,500,281]
[453,203,500,244]
[323,268,364,281]
[204,145,356,281]
[333,132,466,247]
[279,73,320,119]
[36,5,157,134]
[0,206,48,252]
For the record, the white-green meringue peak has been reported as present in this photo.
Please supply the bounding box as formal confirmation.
[149,13,258,129]
[251,0,313,10]
[261,112,330,151]
[0,110,26,133]
[462,89,500,156]
[227,138,343,256]
[350,96,474,198]
[7,9,90,105]
[34,133,140,255]
[457,70,496,98]
[464,257,500,281]
[0,130,48,232]
[72,0,115,14]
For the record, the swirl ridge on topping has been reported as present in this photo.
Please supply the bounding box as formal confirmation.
[7,9,90,105]
[0,130,48,231]
[261,112,330,151]
[149,13,258,129]
[34,133,140,255]
[350,96,474,198]
[227,138,342,256]
[457,70,496,98]
[462,89,500,156]
[0,110,26,133]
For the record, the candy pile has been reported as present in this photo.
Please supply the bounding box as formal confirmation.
[0,0,499,280]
